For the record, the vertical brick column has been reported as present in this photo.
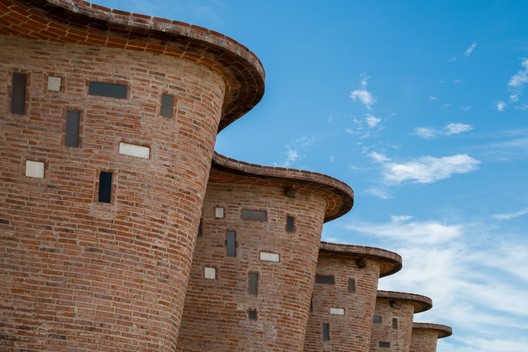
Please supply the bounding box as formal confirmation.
[304,243,402,352]
[370,291,433,352]
[410,322,452,352]
[0,2,264,351]
[176,156,354,352]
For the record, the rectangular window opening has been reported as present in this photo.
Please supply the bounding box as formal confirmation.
[98,171,113,203]
[286,215,295,233]
[88,81,127,99]
[248,309,257,320]
[197,217,203,237]
[379,341,391,348]
[226,230,236,257]
[392,318,398,329]
[11,72,27,115]
[248,272,259,295]
[241,209,267,222]
[322,323,330,342]
[315,275,335,284]
[65,110,81,147]
[347,278,356,293]
[373,315,382,324]
[161,94,174,118]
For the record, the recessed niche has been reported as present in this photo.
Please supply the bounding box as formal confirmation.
[204,267,216,279]
[119,142,150,159]
[25,160,45,178]
[260,252,280,262]
[47,76,62,91]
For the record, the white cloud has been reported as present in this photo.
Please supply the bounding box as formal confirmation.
[350,74,376,110]
[508,58,528,88]
[365,114,381,128]
[493,208,528,220]
[464,42,477,57]
[445,123,473,135]
[363,187,393,200]
[496,100,506,112]
[382,154,480,184]
[273,136,314,168]
[368,151,390,163]
[414,127,437,139]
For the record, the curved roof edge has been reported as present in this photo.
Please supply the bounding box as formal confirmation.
[210,153,354,222]
[412,322,453,338]
[377,290,433,313]
[1,0,265,130]
[319,242,402,277]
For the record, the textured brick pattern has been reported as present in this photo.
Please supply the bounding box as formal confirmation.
[410,322,452,352]
[304,244,402,352]
[176,181,327,351]
[370,291,433,352]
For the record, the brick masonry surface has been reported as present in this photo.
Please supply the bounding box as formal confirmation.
[410,323,453,352]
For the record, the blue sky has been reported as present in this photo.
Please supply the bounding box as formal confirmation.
[95,1,528,351]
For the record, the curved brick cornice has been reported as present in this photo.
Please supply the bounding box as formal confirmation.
[0,0,265,131]
[412,322,453,338]
[377,290,433,313]
[210,153,354,222]
[319,242,402,278]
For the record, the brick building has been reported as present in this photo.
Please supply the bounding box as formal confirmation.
[0,1,451,351]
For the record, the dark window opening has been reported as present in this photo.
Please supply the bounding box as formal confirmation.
[347,278,356,293]
[89,81,127,99]
[98,171,113,203]
[161,94,174,118]
[392,318,398,329]
[226,230,236,257]
[241,209,267,221]
[379,341,391,348]
[315,275,335,284]
[248,272,259,295]
[11,72,27,114]
[248,309,257,320]
[310,298,313,312]
[322,323,330,341]
[65,110,81,147]
[286,215,295,233]
[373,315,382,324]
[197,218,203,237]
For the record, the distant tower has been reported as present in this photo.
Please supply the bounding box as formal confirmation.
[304,242,401,352]
[370,291,433,352]
[410,322,453,352]
[0,1,263,350]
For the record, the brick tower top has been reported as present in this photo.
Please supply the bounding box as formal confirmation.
[0,0,265,130]
[319,241,402,277]
[377,290,433,313]
[412,322,453,338]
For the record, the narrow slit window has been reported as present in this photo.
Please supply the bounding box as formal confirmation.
[11,72,27,114]
[226,230,236,257]
[347,278,356,293]
[161,94,174,118]
[197,218,203,237]
[65,110,81,147]
[286,216,295,233]
[392,318,398,329]
[248,309,257,320]
[241,209,267,221]
[88,81,127,99]
[98,171,113,203]
[315,275,335,284]
[248,272,259,295]
[322,323,330,342]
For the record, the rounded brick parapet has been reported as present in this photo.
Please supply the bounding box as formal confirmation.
[376,290,433,313]
[0,0,265,130]
[319,242,402,277]
[211,153,354,221]
[412,322,452,338]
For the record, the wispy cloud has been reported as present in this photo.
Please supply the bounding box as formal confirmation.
[350,74,376,110]
[493,208,528,220]
[273,136,314,168]
[382,154,480,185]
[508,58,528,88]
[414,123,473,139]
[344,114,383,138]
[496,100,507,112]
[363,187,393,200]
[365,114,381,128]
[464,42,477,57]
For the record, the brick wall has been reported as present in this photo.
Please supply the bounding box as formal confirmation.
[410,323,452,352]
[304,244,402,352]
[176,181,327,351]
[0,36,226,351]
[369,291,432,352]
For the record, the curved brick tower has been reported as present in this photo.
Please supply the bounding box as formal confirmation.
[304,242,402,352]
[370,291,433,352]
[176,154,354,351]
[0,1,264,351]
[410,322,452,352]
